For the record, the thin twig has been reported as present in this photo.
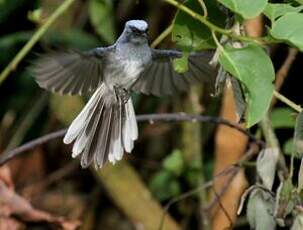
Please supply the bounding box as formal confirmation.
[197,0,208,17]
[205,167,239,211]
[151,24,173,48]
[0,129,67,165]
[213,188,233,230]
[273,90,302,113]
[0,0,76,85]
[0,113,263,166]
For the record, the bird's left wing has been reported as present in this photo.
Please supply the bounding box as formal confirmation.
[131,49,216,96]
[32,46,114,95]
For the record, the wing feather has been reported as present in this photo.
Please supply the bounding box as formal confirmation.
[131,49,216,96]
[32,47,114,95]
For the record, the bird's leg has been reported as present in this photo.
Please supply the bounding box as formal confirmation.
[114,86,130,104]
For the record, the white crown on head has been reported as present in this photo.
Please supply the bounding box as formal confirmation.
[126,20,148,31]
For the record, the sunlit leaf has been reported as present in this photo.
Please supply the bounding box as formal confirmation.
[271,12,303,51]
[172,52,189,73]
[217,0,267,19]
[257,148,279,190]
[218,44,275,127]
[263,3,303,22]
[247,189,276,230]
[89,0,116,44]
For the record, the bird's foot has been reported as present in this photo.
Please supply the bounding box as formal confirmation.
[114,86,130,104]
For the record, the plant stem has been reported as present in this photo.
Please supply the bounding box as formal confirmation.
[197,0,208,17]
[0,0,76,85]
[164,0,264,44]
[151,24,173,48]
[273,90,302,113]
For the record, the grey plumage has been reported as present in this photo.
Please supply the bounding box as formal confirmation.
[32,20,215,168]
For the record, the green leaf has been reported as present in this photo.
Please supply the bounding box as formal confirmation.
[257,148,279,190]
[294,112,303,156]
[149,170,181,201]
[263,3,303,22]
[247,189,276,230]
[172,52,189,73]
[89,0,116,44]
[163,149,184,176]
[218,44,275,127]
[271,107,296,129]
[283,138,294,155]
[172,0,225,51]
[271,12,303,51]
[217,0,267,19]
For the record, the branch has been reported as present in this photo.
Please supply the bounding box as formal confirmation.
[0,113,263,166]
[163,0,265,44]
[274,48,298,92]
[0,0,76,85]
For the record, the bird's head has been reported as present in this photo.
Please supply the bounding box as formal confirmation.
[122,20,149,45]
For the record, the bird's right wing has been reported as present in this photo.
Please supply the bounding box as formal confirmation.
[32,46,114,95]
[131,49,216,96]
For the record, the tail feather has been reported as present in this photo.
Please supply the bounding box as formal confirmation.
[80,102,104,167]
[94,107,113,167]
[122,99,138,153]
[64,84,138,168]
[63,86,104,145]
[108,98,124,164]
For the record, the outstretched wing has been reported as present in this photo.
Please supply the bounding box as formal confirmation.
[131,49,216,96]
[31,46,114,95]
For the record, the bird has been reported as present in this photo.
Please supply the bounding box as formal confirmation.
[32,20,216,169]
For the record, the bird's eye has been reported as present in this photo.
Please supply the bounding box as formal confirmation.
[130,26,141,33]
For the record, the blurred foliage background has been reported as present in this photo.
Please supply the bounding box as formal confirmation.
[0,0,303,230]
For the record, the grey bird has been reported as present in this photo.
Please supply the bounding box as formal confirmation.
[32,20,215,168]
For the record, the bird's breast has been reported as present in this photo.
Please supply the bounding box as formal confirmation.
[104,54,148,89]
